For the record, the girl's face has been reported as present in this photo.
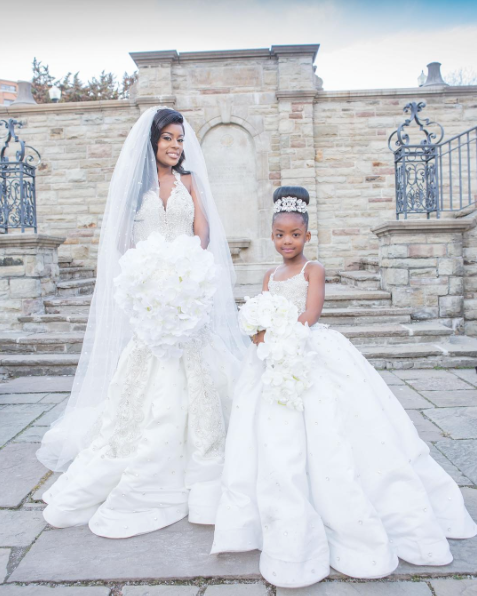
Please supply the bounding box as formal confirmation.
[156,123,184,168]
[271,213,311,259]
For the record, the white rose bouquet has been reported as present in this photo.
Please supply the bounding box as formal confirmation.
[114,232,217,359]
[239,292,315,411]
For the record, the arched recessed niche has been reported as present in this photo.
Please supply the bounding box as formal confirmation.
[201,124,258,250]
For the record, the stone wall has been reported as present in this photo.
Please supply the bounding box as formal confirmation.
[1,46,476,288]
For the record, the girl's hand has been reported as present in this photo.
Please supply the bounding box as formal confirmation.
[252,330,266,345]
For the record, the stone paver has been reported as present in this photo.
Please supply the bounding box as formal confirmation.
[424,407,477,439]
[277,580,432,595]
[0,394,48,405]
[391,385,432,409]
[122,587,199,596]
[379,371,405,385]
[40,392,70,404]
[0,548,9,583]
[0,376,74,395]
[428,445,473,486]
[0,510,46,546]
[0,588,111,595]
[420,390,477,407]
[32,401,67,427]
[394,370,473,391]
[0,404,50,447]
[0,443,48,507]
[13,425,48,443]
[32,472,60,501]
[430,578,477,596]
[406,410,444,442]
[452,369,477,387]
[435,440,477,484]
[9,520,260,583]
[205,586,268,596]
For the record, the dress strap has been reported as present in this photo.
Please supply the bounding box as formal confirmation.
[172,169,181,182]
[269,265,280,281]
[300,261,310,274]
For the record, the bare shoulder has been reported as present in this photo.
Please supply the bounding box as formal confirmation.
[263,267,276,282]
[180,172,193,191]
[306,261,325,279]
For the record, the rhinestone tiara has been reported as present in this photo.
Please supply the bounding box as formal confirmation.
[273,196,308,214]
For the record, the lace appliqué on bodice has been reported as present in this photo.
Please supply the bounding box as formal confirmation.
[133,170,194,243]
[268,264,310,315]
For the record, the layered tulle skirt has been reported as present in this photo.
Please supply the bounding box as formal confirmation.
[212,324,477,588]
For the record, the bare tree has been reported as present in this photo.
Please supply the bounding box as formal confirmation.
[444,68,477,86]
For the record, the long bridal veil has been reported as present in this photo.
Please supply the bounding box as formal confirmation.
[37,106,247,472]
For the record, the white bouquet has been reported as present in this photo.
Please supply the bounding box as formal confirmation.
[114,232,217,359]
[239,292,315,411]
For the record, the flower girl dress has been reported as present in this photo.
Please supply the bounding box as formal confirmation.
[212,261,477,588]
[42,171,238,538]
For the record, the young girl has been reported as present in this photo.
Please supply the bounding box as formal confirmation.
[211,186,477,588]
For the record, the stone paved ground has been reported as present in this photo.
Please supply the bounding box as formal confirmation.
[0,370,476,596]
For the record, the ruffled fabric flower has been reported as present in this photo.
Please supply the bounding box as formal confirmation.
[114,232,217,360]
[239,292,315,411]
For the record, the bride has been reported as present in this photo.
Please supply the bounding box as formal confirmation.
[37,107,247,538]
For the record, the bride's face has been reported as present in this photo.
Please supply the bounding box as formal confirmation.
[156,123,185,168]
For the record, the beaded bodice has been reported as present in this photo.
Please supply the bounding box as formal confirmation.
[268,262,310,315]
[133,170,194,243]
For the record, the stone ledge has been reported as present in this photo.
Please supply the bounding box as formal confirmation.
[316,84,477,100]
[0,99,135,116]
[0,234,65,250]
[372,220,476,237]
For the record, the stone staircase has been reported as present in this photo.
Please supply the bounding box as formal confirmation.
[2,257,477,377]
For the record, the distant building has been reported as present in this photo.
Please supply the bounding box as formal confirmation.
[0,80,18,105]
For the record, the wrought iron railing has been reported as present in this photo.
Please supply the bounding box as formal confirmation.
[388,102,477,219]
[0,119,40,233]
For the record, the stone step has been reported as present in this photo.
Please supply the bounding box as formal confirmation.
[3,334,477,376]
[234,284,392,308]
[0,332,84,354]
[337,322,453,346]
[339,270,382,290]
[56,278,96,297]
[59,266,96,281]
[359,336,477,369]
[0,353,79,377]
[323,285,392,308]
[18,314,88,333]
[58,256,74,265]
[320,307,413,326]
[44,295,92,315]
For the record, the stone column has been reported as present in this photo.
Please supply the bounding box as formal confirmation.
[129,50,177,111]
[0,234,65,330]
[372,220,474,331]
[273,45,320,259]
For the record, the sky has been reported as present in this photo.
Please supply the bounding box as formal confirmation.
[1,0,476,91]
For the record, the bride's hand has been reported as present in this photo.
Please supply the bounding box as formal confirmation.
[252,330,266,345]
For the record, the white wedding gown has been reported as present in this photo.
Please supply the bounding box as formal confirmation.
[42,171,239,538]
[212,263,477,588]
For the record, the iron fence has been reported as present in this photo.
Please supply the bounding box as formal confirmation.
[388,102,477,219]
[0,119,40,233]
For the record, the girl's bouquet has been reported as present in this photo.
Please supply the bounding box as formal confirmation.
[114,232,217,359]
[239,292,315,411]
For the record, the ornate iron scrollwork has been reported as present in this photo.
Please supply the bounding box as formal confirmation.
[388,102,444,219]
[0,119,41,233]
